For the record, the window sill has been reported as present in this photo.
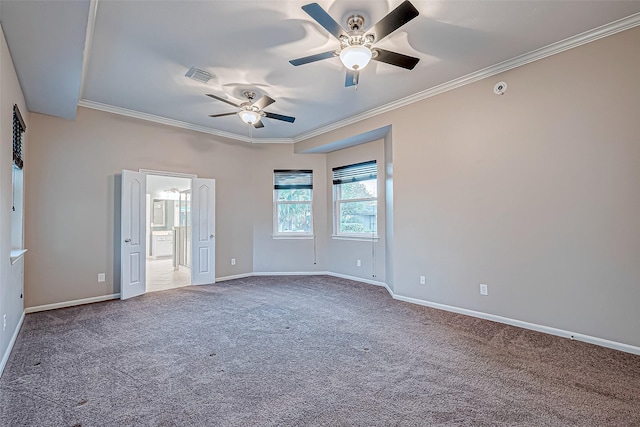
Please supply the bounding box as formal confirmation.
[10,249,28,264]
[331,235,379,242]
[272,235,315,240]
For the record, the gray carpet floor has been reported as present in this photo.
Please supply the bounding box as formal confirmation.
[1,275,639,426]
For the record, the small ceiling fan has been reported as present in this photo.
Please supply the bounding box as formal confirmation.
[290,1,420,87]
[206,91,296,128]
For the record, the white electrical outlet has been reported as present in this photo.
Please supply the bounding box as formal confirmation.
[98,273,105,283]
[480,284,488,296]
[420,276,426,285]
[3,315,6,331]
[231,258,236,266]
[356,259,361,267]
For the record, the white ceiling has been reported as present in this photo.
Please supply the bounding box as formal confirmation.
[2,1,640,142]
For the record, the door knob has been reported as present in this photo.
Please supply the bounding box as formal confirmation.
[124,238,131,243]
[210,234,215,239]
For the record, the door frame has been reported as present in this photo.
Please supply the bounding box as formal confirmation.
[142,169,197,287]
[122,169,209,298]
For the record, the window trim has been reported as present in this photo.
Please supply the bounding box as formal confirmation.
[273,170,314,238]
[332,161,378,239]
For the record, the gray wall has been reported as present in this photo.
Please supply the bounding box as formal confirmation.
[16,24,640,351]
[25,107,257,307]
[325,140,386,283]
[251,144,327,273]
[295,26,640,347]
[0,23,28,370]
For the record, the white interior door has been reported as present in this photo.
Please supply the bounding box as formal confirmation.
[191,178,215,285]
[121,170,146,299]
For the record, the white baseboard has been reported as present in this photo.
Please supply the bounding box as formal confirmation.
[215,273,254,282]
[0,311,25,378]
[219,272,640,354]
[325,271,390,292]
[253,271,328,276]
[25,293,121,314]
[16,272,640,356]
[392,294,640,356]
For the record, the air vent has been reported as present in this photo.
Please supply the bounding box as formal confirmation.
[185,66,215,84]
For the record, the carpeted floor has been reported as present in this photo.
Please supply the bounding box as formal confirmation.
[1,275,639,426]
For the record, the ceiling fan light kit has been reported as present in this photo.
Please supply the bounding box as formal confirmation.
[239,110,261,125]
[207,90,296,130]
[339,45,372,70]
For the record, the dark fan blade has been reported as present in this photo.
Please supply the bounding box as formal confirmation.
[264,112,296,123]
[208,112,237,118]
[289,51,336,66]
[252,95,275,110]
[372,48,419,70]
[302,3,348,40]
[345,70,359,87]
[253,120,265,128]
[206,94,241,108]
[368,0,419,43]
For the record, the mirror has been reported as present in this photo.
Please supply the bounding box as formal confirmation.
[152,200,165,226]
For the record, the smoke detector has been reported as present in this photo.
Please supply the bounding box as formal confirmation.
[493,81,507,95]
[185,66,215,84]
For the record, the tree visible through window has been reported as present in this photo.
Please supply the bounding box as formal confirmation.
[274,170,313,236]
[333,161,377,237]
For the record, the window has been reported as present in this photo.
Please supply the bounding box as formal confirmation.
[273,170,313,237]
[333,160,377,238]
[12,105,26,255]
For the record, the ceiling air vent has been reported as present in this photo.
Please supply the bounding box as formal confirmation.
[185,66,215,84]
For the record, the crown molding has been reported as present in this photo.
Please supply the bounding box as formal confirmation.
[77,100,294,144]
[292,12,640,143]
[76,0,290,144]
[78,12,640,145]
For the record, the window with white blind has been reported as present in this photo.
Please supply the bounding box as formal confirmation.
[12,105,26,258]
[273,170,313,237]
[332,160,377,238]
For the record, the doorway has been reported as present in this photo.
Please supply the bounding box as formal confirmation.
[145,174,192,292]
[121,169,216,300]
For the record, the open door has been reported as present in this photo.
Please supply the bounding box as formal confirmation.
[191,178,215,285]
[121,170,146,299]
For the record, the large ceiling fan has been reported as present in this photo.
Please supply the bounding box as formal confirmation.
[290,1,420,87]
[206,91,296,128]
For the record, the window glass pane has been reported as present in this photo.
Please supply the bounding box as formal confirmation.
[338,179,377,200]
[277,188,311,201]
[338,200,377,234]
[277,203,312,233]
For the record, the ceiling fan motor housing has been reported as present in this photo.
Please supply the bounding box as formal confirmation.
[347,15,365,31]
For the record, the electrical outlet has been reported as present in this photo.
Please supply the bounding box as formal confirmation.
[97,273,105,283]
[480,284,488,296]
[231,258,236,266]
[356,259,361,267]
[3,315,6,331]
[420,275,426,285]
